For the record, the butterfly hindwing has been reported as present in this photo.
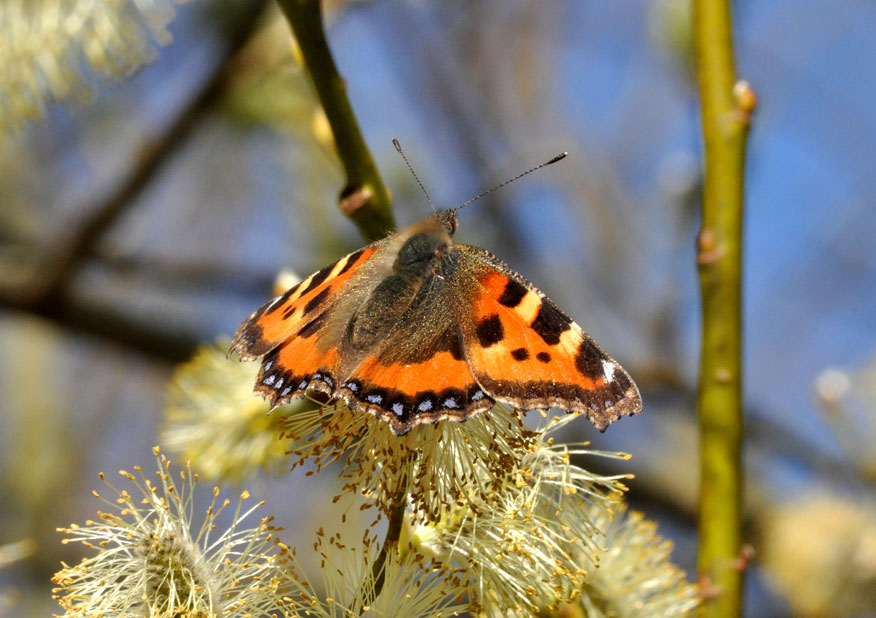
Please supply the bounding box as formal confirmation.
[336,336,494,435]
[252,313,343,409]
[230,246,377,360]
[457,245,642,430]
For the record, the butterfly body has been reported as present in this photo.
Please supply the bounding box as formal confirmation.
[231,209,641,435]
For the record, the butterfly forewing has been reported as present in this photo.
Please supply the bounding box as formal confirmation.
[230,246,377,360]
[457,245,642,430]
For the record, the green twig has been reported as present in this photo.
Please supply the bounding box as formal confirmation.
[692,1,756,616]
[275,0,396,241]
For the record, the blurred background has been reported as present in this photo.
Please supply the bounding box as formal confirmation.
[2,0,876,616]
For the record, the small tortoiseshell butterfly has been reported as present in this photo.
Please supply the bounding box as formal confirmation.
[231,144,642,435]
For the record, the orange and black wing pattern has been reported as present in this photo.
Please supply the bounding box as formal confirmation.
[457,245,642,431]
[334,327,493,435]
[230,246,376,360]
[249,315,343,409]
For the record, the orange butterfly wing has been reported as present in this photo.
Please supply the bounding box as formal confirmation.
[252,321,343,409]
[230,246,376,360]
[335,329,493,435]
[458,245,642,431]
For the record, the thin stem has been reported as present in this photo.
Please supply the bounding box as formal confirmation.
[692,1,756,616]
[276,0,396,241]
[353,470,409,614]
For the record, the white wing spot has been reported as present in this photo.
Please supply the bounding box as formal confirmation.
[367,394,383,404]
[418,399,433,412]
[392,403,404,416]
[281,387,292,397]
[323,375,334,387]
[343,382,359,393]
[601,359,617,382]
[263,374,276,386]
[472,390,485,401]
[299,380,308,389]
[264,360,273,372]
[442,397,458,408]
[274,378,284,389]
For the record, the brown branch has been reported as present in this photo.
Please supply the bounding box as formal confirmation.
[2,252,277,363]
[42,299,203,362]
[0,0,270,313]
[360,490,407,611]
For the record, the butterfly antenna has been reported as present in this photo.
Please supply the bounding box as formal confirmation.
[452,151,568,213]
[393,138,437,212]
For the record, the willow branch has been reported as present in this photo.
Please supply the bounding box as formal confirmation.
[359,489,407,612]
[276,0,396,241]
[351,474,408,614]
[0,1,269,362]
[692,0,756,616]
[0,0,269,313]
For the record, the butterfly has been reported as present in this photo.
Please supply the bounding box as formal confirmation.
[231,147,642,436]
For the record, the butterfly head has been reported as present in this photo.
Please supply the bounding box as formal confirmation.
[395,212,456,276]
[437,208,459,235]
